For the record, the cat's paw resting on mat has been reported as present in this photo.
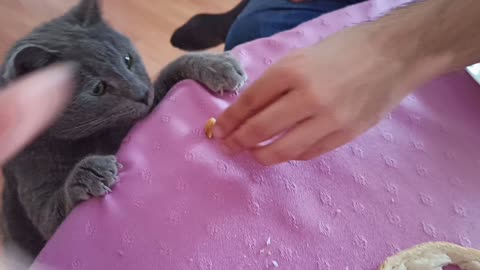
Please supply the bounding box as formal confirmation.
[154,51,247,98]
[65,155,121,211]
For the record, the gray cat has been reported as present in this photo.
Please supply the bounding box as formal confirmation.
[0,0,246,262]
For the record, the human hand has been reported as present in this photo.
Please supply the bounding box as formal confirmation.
[213,25,427,165]
[0,64,74,165]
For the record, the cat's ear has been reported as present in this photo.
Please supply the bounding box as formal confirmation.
[68,0,103,27]
[3,44,59,80]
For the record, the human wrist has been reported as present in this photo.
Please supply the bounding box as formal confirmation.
[366,20,451,94]
[366,0,480,91]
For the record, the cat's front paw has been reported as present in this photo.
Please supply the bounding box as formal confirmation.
[196,52,247,95]
[65,155,121,206]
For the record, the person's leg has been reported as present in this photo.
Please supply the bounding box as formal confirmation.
[225,0,366,50]
[170,0,248,51]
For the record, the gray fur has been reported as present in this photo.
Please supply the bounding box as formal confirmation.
[0,0,247,262]
[154,51,247,99]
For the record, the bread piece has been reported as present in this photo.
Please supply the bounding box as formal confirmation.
[379,242,480,270]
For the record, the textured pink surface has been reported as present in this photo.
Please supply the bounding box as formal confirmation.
[33,0,480,269]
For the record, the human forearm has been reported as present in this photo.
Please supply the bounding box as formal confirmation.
[213,0,480,164]
[369,0,480,86]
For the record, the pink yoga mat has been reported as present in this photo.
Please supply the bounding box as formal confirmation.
[32,0,480,269]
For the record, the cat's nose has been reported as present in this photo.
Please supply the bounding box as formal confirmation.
[139,92,151,105]
[134,90,152,105]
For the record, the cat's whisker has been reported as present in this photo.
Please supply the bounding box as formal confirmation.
[59,111,134,134]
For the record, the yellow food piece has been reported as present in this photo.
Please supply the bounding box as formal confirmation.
[205,118,216,139]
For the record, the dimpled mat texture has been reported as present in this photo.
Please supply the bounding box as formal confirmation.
[32,0,480,269]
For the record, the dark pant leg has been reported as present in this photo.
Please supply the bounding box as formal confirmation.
[225,0,366,50]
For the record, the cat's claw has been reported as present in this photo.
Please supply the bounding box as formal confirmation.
[66,155,120,205]
[103,184,113,193]
[197,52,248,95]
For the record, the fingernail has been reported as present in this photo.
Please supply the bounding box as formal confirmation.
[104,185,112,193]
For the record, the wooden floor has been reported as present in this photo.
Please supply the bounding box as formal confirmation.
[0,0,237,76]
[0,0,237,252]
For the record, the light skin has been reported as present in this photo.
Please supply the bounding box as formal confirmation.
[214,0,480,166]
[0,64,74,166]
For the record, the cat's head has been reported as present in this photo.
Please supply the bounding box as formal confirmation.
[1,0,153,140]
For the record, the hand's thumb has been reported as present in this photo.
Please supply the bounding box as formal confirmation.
[0,63,75,165]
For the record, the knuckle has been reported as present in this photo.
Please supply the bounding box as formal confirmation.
[296,151,313,161]
[303,89,325,111]
[234,131,253,148]
[227,134,244,149]
[245,120,266,137]
[239,93,257,111]
[270,147,291,163]
[371,112,386,124]
[225,108,243,123]
[273,65,292,78]
[297,154,313,161]
[331,111,349,127]
[233,123,266,149]
[277,65,302,84]
[216,113,237,133]
[342,129,358,142]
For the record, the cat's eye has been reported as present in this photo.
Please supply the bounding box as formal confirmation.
[92,82,107,96]
[124,54,133,70]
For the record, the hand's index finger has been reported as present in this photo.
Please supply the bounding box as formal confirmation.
[213,65,291,139]
[0,63,75,165]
